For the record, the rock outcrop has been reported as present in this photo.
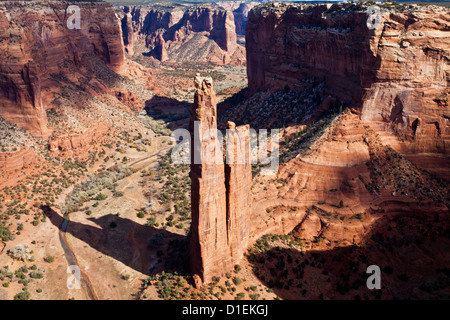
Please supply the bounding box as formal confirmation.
[246,2,449,153]
[122,5,245,65]
[48,121,109,152]
[232,2,259,35]
[189,76,251,286]
[0,148,36,172]
[0,1,126,139]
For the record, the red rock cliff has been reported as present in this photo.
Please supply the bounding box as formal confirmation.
[0,1,125,139]
[246,2,449,153]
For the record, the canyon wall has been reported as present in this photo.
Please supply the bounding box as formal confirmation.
[232,2,259,35]
[0,1,126,139]
[189,76,251,286]
[122,5,245,65]
[246,2,449,153]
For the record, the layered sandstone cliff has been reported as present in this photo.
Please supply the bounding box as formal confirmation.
[246,2,449,154]
[0,1,126,139]
[189,76,251,286]
[122,4,245,65]
[0,148,37,172]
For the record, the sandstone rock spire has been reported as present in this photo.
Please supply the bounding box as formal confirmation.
[189,75,251,287]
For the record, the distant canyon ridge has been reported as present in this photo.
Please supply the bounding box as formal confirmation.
[117,2,259,65]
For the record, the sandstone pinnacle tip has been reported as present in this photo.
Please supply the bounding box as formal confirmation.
[194,75,214,93]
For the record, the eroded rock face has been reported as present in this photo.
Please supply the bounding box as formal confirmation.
[246,3,449,153]
[189,76,251,286]
[0,1,126,139]
[0,148,36,172]
[232,2,259,35]
[123,5,245,65]
[48,121,109,152]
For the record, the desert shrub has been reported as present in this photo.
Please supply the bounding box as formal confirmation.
[29,271,43,279]
[235,292,245,300]
[94,193,107,201]
[14,289,30,300]
[0,224,13,241]
[113,191,124,197]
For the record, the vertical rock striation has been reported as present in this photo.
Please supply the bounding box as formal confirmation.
[189,75,228,286]
[189,76,251,287]
[225,122,251,260]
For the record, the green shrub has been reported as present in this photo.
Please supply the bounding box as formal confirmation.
[29,271,43,279]
[14,290,30,300]
[113,191,124,197]
[235,292,245,300]
[94,193,107,201]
